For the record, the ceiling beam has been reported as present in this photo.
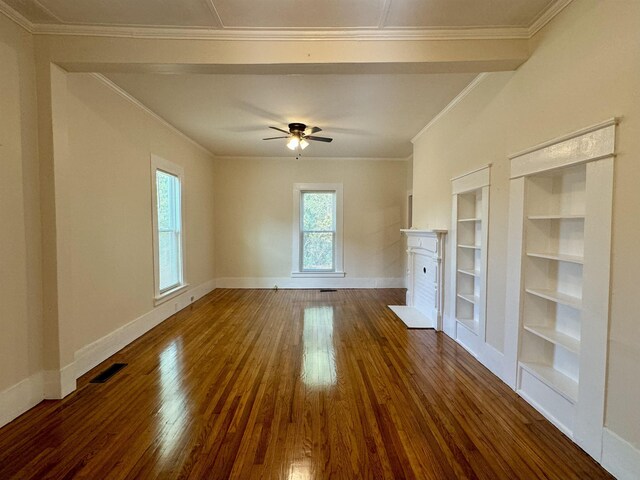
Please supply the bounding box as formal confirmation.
[38,35,529,75]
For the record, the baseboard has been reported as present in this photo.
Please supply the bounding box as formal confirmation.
[517,388,574,439]
[215,276,404,289]
[43,364,76,400]
[0,279,217,429]
[0,372,44,429]
[441,313,505,382]
[73,278,217,380]
[602,428,640,480]
[479,342,505,382]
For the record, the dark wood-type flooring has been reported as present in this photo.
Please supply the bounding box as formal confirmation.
[0,289,612,479]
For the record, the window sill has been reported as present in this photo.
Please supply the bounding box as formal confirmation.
[154,283,189,306]
[291,271,346,278]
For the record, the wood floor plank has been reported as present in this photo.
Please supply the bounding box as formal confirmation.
[0,289,613,479]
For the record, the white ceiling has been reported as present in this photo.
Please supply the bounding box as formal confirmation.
[5,0,557,30]
[2,0,562,160]
[104,72,477,158]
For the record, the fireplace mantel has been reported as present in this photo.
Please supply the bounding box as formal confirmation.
[389,229,447,329]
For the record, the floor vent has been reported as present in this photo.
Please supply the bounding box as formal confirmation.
[320,289,337,292]
[90,363,128,383]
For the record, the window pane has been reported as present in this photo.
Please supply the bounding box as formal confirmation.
[159,231,180,290]
[156,170,181,292]
[302,232,334,271]
[157,171,178,231]
[302,192,334,232]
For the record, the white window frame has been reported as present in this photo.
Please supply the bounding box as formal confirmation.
[292,183,345,278]
[151,154,188,305]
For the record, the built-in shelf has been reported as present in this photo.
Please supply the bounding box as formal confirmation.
[523,325,581,353]
[458,244,480,250]
[457,293,478,305]
[527,214,585,220]
[507,121,616,455]
[456,318,478,333]
[525,288,582,309]
[451,171,490,357]
[457,268,480,277]
[526,252,584,265]
[519,361,578,403]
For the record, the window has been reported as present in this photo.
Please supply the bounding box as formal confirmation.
[151,155,186,303]
[292,183,344,277]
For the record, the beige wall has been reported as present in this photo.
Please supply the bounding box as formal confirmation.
[0,15,43,392]
[58,73,216,360]
[412,0,640,446]
[215,158,407,282]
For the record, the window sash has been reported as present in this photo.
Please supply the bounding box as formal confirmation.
[155,168,183,294]
[300,191,336,272]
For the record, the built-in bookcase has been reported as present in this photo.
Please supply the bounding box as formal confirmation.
[520,164,585,403]
[504,120,616,461]
[448,166,490,357]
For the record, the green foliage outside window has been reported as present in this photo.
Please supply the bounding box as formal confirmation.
[302,192,335,271]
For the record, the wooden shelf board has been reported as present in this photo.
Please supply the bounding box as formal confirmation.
[458,218,481,223]
[519,361,578,403]
[527,214,585,220]
[526,252,584,265]
[457,268,480,277]
[458,244,481,250]
[457,293,478,305]
[523,325,581,354]
[456,317,478,333]
[525,288,581,309]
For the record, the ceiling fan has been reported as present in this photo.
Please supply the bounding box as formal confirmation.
[263,123,333,151]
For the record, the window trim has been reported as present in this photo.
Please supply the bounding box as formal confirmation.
[292,183,345,278]
[151,154,188,305]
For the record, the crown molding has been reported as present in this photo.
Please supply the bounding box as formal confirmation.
[411,73,489,144]
[528,0,573,37]
[88,73,215,158]
[28,23,531,40]
[1,0,572,41]
[0,0,34,32]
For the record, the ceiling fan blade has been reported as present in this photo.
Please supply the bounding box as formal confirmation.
[263,136,289,140]
[305,126,322,135]
[306,135,333,143]
[269,126,290,134]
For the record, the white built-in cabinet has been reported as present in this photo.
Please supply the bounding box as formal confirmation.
[447,166,490,357]
[504,119,616,461]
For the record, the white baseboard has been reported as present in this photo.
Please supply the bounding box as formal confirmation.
[215,276,404,289]
[43,364,76,400]
[441,313,506,382]
[602,428,640,480]
[479,342,505,382]
[0,278,217,427]
[73,278,217,380]
[0,372,44,429]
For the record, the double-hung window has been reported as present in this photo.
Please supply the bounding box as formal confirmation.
[151,155,186,303]
[292,183,344,277]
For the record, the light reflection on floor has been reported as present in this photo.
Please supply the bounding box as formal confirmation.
[288,459,312,480]
[157,339,189,461]
[302,306,337,389]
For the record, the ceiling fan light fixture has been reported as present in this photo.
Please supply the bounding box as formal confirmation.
[299,139,309,150]
[287,136,300,150]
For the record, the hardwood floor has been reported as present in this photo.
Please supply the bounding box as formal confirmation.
[0,289,612,479]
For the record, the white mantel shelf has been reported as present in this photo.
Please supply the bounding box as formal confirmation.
[389,229,447,330]
[400,229,448,236]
